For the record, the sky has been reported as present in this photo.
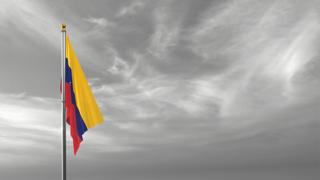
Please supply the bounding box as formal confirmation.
[0,0,319,180]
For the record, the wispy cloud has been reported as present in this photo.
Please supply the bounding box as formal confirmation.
[0,0,110,71]
[186,0,320,116]
[1,0,319,178]
[0,0,60,47]
[116,1,145,17]
[84,17,113,28]
[0,93,60,165]
[147,6,180,58]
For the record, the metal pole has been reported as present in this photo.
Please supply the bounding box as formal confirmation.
[61,24,67,180]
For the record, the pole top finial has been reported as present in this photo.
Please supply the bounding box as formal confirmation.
[61,24,66,32]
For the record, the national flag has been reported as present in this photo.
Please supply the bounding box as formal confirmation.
[64,35,104,155]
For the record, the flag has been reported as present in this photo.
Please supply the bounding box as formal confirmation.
[64,35,104,155]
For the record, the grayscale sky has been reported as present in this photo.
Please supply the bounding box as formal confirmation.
[0,0,319,180]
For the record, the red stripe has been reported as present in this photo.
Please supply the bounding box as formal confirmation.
[65,59,88,138]
[65,83,82,154]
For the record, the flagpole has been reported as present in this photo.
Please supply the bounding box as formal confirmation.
[61,23,67,180]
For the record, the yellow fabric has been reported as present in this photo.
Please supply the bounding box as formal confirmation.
[66,35,104,128]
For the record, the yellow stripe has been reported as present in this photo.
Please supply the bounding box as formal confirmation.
[66,35,104,128]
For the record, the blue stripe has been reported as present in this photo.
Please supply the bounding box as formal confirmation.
[66,58,88,139]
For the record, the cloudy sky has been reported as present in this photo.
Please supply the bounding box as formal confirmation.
[0,0,319,179]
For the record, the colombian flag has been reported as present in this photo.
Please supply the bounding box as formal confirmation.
[64,35,104,155]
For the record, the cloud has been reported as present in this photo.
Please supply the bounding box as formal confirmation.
[184,0,320,116]
[0,93,60,166]
[147,6,180,59]
[0,0,111,71]
[1,0,320,179]
[84,17,113,28]
[116,1,145,17]
[0,0,60,47]
[108,55,131,75]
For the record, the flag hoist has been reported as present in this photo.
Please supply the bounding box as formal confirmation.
[60,24,104,180]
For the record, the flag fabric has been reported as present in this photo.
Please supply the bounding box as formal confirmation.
[64,35,104,155]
